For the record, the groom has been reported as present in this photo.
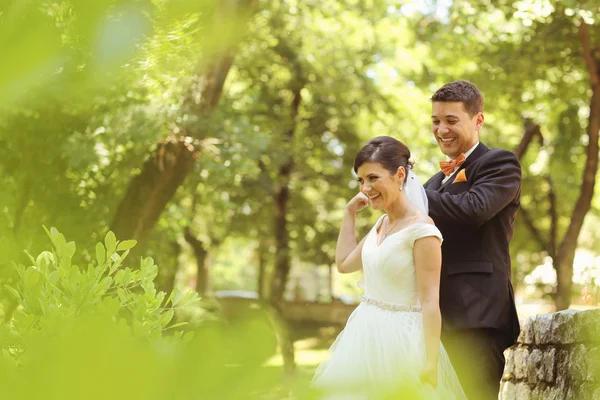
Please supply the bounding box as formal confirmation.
[423,80,521,400]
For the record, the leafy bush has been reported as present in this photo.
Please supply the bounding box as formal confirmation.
[0,228,283,399]
[0,312,284,400]
[2,227,199,360]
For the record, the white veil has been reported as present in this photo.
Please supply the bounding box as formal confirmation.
[405,168,428,213]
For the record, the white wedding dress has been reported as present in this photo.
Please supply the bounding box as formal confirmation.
[311,217,467,399]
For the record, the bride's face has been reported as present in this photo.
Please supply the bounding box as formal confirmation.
[356,162,403,210]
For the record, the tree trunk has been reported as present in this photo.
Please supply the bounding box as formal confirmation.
[548,176,557,258]
[555,22,600,310]
[110,137,195,251]
[513,120,550,290]
[266,38,306,375]
[268,50,304,305]
[155,240,181,295]
[269,148,296,375]
[196,251,210,296]
[270,177,292,305]
[257,239,267,299]
[109,0,256,252]
[513,70,599,311]
[184,227,210,296]
[514,119,542,160]
[555,87,600,310]
[329,264,334,301]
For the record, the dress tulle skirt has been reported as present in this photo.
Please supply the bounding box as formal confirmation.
[311,301,467,399]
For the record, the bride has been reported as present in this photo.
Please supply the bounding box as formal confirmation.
[311,136,466,399]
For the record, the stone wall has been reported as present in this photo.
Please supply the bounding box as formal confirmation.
[500,309,600,400]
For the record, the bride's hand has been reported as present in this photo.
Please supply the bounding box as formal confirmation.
[420,363,438,387]
[344,192,369,214]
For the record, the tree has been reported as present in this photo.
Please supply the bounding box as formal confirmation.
[417,1,600,309]
[109,0,257,254]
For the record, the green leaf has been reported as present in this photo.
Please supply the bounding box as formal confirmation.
[155,291,166,306]
[145,264,158,280]
[23,267,41,290]
[65,241,76,258]
[140,257,155,270]
[5,285,21,300]
[108,249,127,275]
[114,269,125,285]
[164,322,188,330]
[180,291,200,307]
[47,271,59,284]
[86,264,96,281]
[159,309,174,327]
[168,288,183,307]
[35,251,55,273]
[99,297,121,317]
[120,269,132,285]
[117,288,129,304]
[23,250,35,265]
[54,233,67,252]
[98,277,113,294]
[96,242,106,265]
[116,240,137,251]
[115,249,130,269]
[105,231,117,254]
[141,280,156,296]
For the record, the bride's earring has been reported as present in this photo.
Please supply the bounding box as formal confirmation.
[399,183,403,191]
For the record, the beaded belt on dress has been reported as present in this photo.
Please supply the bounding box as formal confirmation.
[361,295,421,312]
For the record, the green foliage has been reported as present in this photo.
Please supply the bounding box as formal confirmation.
[0,0,224,302]
[0,228,286,399]
[0,1,599,396]
[200,0,424,267]
[2,228,200,361]
[0,308,284,399]
[414,0,600,286]
[1,0,599,312]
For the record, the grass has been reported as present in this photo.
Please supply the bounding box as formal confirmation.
[256,329,335,399]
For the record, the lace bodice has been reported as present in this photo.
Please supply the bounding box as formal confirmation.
[361,216,443,307]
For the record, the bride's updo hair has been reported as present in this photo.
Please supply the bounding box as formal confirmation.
[353,136,414,180]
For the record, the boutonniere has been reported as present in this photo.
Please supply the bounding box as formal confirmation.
[453,169,467,183]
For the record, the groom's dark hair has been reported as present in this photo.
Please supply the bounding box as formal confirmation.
[431,80,484,117]
[354,136,413,180]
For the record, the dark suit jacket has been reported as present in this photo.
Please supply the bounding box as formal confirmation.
[424,142,521,341]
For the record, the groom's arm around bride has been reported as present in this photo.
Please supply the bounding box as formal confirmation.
[423,80,522,400]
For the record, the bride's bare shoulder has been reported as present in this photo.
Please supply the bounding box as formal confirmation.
[411,213,434,226]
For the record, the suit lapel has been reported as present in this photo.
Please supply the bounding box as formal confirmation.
[465,141,488,163]
[439,142,489,192]
[439,170,458,191]
[426,171,446,190]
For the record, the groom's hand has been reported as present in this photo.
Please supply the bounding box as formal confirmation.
[344,192,369,214]
[420,363,438,388]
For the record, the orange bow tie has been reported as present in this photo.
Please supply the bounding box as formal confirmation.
[439,153,466,176]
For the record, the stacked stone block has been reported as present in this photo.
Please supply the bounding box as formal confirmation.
[500,309,600,400]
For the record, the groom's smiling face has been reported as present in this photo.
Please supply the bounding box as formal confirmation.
[431,101,484,159]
